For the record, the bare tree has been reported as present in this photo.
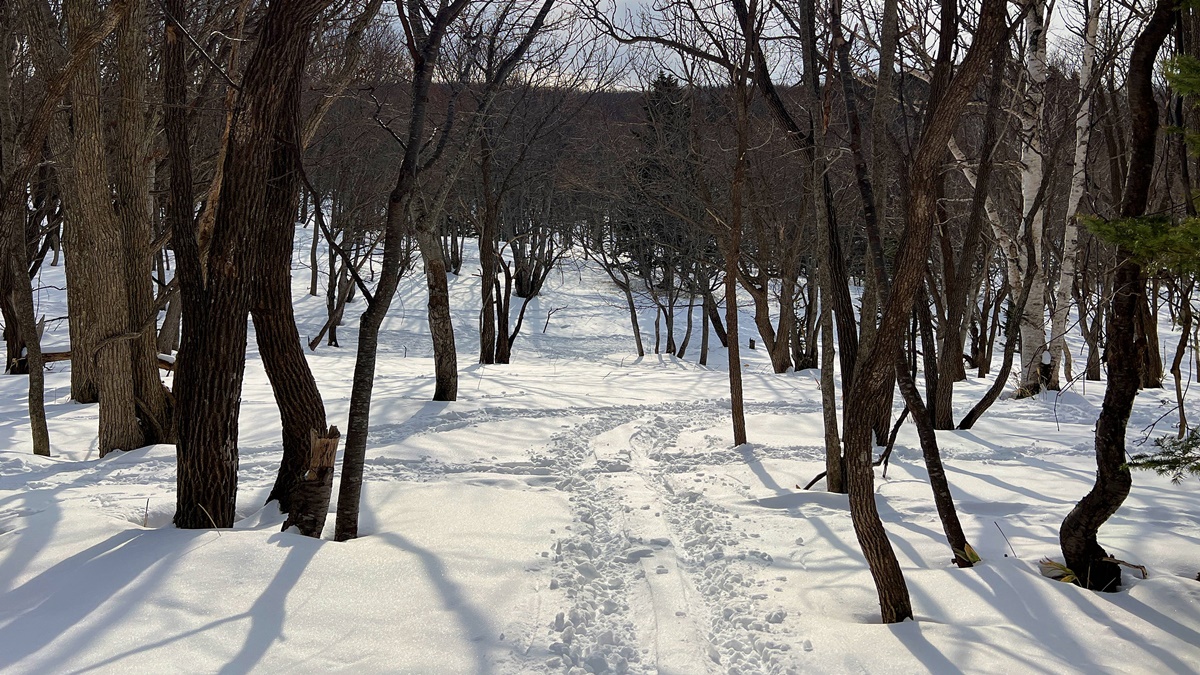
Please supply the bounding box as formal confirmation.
[169,0,337,529]
[1060,0,1174,592]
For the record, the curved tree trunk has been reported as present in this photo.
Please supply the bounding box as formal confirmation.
[841,0,1008,622]
[1060,0,1174,591]
[171,0,334,529]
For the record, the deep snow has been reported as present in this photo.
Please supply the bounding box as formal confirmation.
[1,227,1198,674]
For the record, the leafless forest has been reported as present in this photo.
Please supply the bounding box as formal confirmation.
[1,0,1197,624]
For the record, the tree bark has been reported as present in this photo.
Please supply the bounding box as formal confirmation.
[3,0,134,457]
[64,0,143,456]
[1049,0,1101,389]
[1016,0,1051,396]
[840,0,1008,622]
[724,79,748,447]
[334,0,483,541]
[172,0,334,529]
[418,227,459,399]
[1060,0,1174,591]
[114,0,172,444]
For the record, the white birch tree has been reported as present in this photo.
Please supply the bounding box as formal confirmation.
[1048,0,1103,389]
[1017,0,1051,394]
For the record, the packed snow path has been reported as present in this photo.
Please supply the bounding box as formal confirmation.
[323,399,818,673]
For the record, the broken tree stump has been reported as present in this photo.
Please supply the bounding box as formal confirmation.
[281,425,341,538]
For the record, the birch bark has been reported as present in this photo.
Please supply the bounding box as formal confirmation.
[1017,0,1051,394]
[1049,0,1102,389]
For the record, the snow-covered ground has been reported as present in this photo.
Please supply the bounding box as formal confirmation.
[1,228,1198,674]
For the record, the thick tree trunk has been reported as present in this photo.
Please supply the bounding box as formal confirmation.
[247,18,334,523]
[478,131,499,365]
[1060,257,1140,591]
[281,427,341,536]
[867,0,899,447]
[841,0,1007,622]
[171,0,334,529]
[2,0,135,458]
[65,0,143,456]
[254,303,330,517]
[114,0,172,444]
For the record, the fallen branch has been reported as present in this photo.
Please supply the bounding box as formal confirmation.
[41,350,175,372]
[801,407,910,490]
[1101,556,1148,579]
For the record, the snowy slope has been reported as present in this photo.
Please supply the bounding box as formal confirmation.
[1,226,1198,674]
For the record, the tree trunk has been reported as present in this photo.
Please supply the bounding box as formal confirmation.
[819,280,843,493]
[1061,0,1173,591]
[896,346,974,566]
[1049,0,1101,389]
[309,214,321,297]
[676,294,694,359]
[1171,281,1193,437]
[619,269,644,356]
[933,40,1006,427]
[157,294,182,354]
[334,0,482,540]
[1,0,135,458]
[171,0,334,529]
[704,289,728,347]
[280,427,340,536]
[417,226,459,400]
[114,0,172,444]
[1016,0,1051,396]
[478,130,499,365]
[724,258,746,446]
[253,297,330,521]
[65,0,143,456]
[1136,296,1164,387]
[841,0,1007,622]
